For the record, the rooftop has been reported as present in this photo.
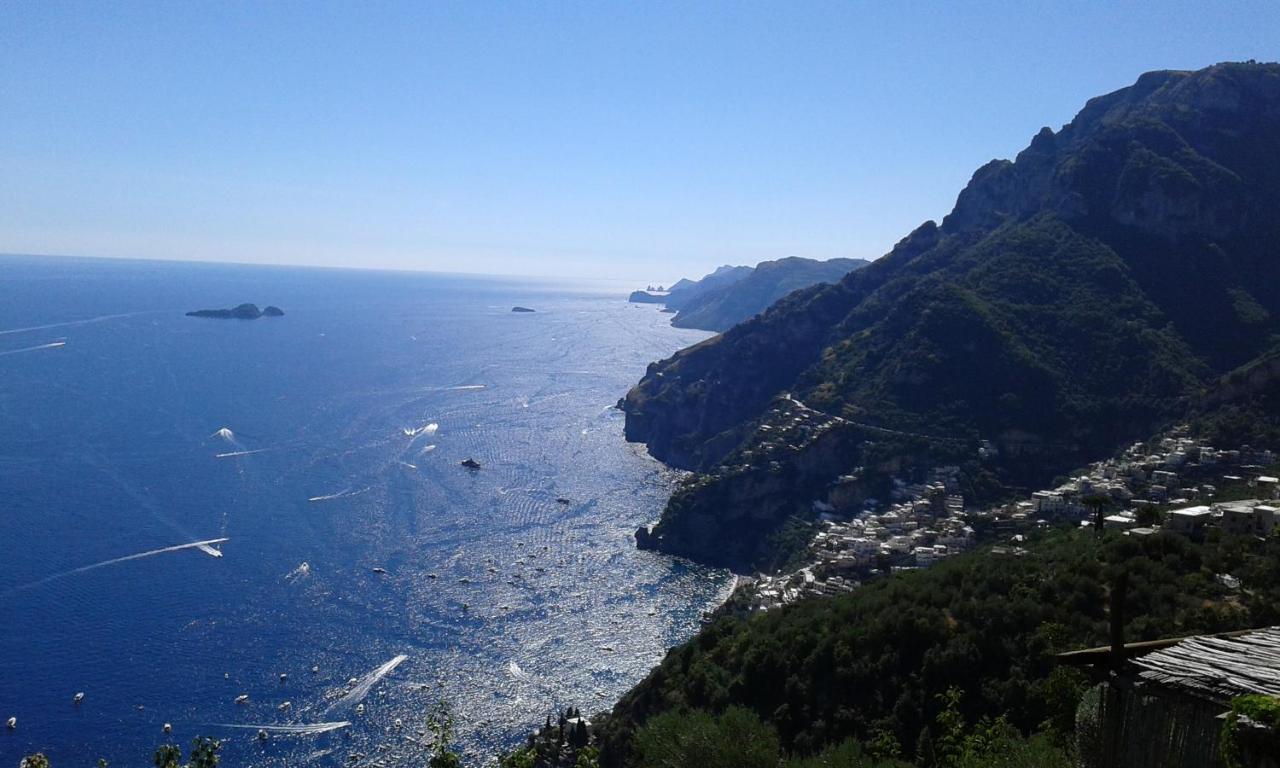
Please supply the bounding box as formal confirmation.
[1131,626,1280,702]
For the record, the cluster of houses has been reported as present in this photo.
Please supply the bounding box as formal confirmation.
[740,429,1279,614]
[746,466,977,612]
[981,430,1278,539]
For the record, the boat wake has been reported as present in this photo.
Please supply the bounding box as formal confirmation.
[307,487,370,503]
[402,423,439,438]
[214,448,268,459]
[6,538,229,594]
[285,561,312,582]
[0,340,66,357]
[326,654,408,714]
[507,661,533,682]
[0,311,156,337]
[211,721,352,735]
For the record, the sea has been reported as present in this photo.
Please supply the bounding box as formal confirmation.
[0,255,732,766]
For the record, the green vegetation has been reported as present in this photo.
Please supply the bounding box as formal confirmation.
[622,690,1073,768]
[1220,694,1280,768]
[427,701,463,768]
[622,61,1280,570]
[153,738,220,768]
[600,528,1280,765]
[500,707,598,768]
[671,257,870,332]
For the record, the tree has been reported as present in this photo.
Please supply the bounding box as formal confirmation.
[20,756,51,768]
[151,737,220,768]
[633,707,781,768]
[154,745,182,768]
[187,737,221,768]
[427,701,462,768]
[1082,494,1110,537]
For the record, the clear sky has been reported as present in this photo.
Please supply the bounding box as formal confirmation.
[2,1,1278,283]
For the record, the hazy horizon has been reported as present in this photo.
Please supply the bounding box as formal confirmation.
[4,1,1279,284]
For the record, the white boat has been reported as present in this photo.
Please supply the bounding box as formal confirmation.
[74,692,85,704]
[235,694,249,705]
[279,701,292,711]
[6,717,14,729]
[355,703,365,716]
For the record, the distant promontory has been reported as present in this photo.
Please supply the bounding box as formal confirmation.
[186,303,284,320]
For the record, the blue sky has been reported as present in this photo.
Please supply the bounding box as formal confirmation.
[2,2,1278,283]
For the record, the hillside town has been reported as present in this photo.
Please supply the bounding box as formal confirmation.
[741,428,1280,613]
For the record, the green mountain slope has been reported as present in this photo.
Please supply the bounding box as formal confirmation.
[598,529,1280,767]
[671,257,870,332]
[622,62,1280,571]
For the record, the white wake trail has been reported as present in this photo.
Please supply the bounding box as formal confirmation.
[326,655,408,714]
[0,311,157,336]
[307,487,370,503]
[6,538,229,594]
[215,448,268,459]
[402,423,439,438]
[211,722,352,735]
[0,340,66,357]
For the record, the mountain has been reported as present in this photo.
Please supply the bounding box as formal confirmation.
[596,528,1280,767]
[630,259,869,332]
[670,257,870,332]
[622,62,1280,571]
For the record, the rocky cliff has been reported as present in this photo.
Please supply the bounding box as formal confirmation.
[670,257,869,332]
[624,62,1280,571]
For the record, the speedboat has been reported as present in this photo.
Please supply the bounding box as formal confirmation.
[355,703,365,716]
[279,701,291,711]
[235,694,249,705]
[6,717,14,730]
[74,692,85,704]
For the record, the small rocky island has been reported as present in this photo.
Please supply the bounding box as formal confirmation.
[186,303,284,320]
[511,306,536,313]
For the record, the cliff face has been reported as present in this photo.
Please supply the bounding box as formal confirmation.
[670,257,870,332]
[623,62,1280,571]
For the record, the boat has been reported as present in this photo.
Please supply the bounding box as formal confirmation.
[257,729,269,741]
[279,672,288,682]
[311,665,320,674]
[556,497,571,504]
[6,717,14,730]
[372,567,387,574]
[74,692,85,704]
[355,703,365,716]
[279,701,292,711]
[163,723,172,733]
[460,458,481,470]
[235,694,249,705]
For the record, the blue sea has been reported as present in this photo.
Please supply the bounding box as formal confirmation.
[0,255,731,766]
